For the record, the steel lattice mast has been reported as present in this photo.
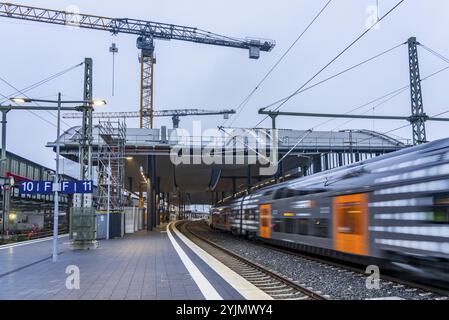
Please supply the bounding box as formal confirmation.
[0,2,275,129]
[407,37,427,145]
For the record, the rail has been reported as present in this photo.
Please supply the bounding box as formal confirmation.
[179,221,326,300]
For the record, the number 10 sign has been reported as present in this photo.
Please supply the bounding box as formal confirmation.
[19,180,94,195]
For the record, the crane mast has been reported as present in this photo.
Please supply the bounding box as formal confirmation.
[0,2,275,128]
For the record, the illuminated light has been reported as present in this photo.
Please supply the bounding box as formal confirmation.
[9,213,17,220]
[369,198,433,207]
[373,155,439,173]
[375,180,449,195]
[10,97,31,104]
[283,212,295,217]
[292,200,312,209]
[92,99,107,106]
[370,226,449,238]
[125,157,134,160]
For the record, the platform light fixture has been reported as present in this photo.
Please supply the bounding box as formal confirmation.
[8,94,108,263]
[91,99,107,107]
[10,97,107,107]
[10,97,31,104]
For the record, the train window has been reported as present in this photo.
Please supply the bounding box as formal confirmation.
[248,209,256,220]
[263,190,274,197]
[434,210,449,223]
[337,203,362,235]
[224,209,231,224]
[261,216,269,228]
[313,219,329,238]
[286,189,296,198]
[274,188,299,200]
[297,219,309,235]
[284,218,295,234]
[433,196,449,223]
[273,188,286,200]
[272,219,281,232]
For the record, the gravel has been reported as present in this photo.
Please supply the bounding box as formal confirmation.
[186,221,448,300]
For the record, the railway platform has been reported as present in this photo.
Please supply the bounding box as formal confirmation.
[0,223,270,300]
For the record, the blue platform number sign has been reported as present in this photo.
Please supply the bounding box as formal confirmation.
[19,180,93,195]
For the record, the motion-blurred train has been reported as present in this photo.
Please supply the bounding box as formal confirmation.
[210,138,449,285]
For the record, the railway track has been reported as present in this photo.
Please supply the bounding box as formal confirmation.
[177,221,326,300]
[188,220,449,300]
[257,240,449,299]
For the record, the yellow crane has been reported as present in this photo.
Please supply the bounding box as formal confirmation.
[0,2,276,129]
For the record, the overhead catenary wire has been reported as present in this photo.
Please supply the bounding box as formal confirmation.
[217,45,410,168]
[303,64,449,145]
[0,82,57,128]
[328,49,449,132]
[224,0,334,128]
[355,108,449,146]
[254,0,406,129]
[0,62,84,105]
[231,43,449,169]
[262,42,406,112]
[0,61,84,129]
[330,87,409,132]
[419,43,449,64]
[0,76,70,128]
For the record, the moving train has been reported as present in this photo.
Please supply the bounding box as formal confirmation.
[210,138,449,285]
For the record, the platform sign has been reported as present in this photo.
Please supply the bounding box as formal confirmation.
[19,181,53,195]
[60,180,93,194]
[19,180,93,195]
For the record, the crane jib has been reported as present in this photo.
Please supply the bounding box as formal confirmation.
[0,2,275,52]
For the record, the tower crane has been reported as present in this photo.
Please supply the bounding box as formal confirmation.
[0,2,276,129]
[63,109,236,129]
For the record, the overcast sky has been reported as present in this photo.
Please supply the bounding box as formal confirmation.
[1,0,449,173]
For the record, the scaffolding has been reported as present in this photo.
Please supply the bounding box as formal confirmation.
[97,120,126,212]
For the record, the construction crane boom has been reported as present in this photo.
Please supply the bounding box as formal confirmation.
[0,2,275,129]
[63,109,236,128]
[0,3,275,52]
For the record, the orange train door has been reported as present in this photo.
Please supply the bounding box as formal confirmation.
[259,204,272,239]
[333,194,369,256]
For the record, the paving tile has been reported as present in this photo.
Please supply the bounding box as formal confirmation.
[0,227,206,300]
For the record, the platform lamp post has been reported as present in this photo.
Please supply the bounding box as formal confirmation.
[11,95,106,262]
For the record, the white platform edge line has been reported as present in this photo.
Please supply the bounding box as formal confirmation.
[0,234,69,250]
[166,222,223,300]
[172,222,273,301]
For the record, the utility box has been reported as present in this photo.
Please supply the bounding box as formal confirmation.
[95,213,108,240]
[70,207,96,241]
[109,211,124,238]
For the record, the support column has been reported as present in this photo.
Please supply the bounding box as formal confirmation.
[313,154,322,174]
[70,58,97,249]
[408,37,427,145]
[247,165,252,193]
[146,178,152,232]
[324,153,329,171]
[1,110,10,234]
[151,156,157,228]
[338,153,343,167]
[156,177,161,226]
